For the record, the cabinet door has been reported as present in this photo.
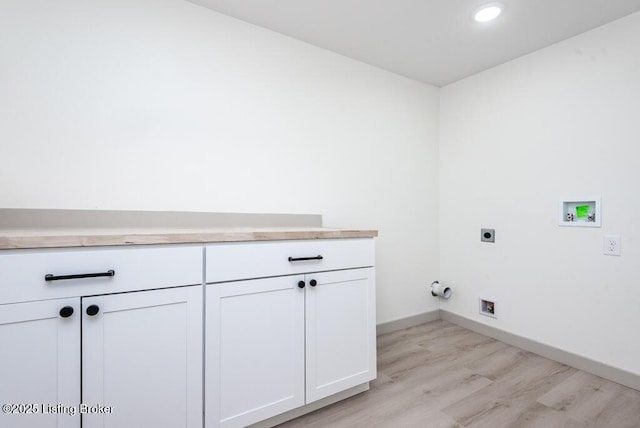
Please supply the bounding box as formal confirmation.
[82,286,202,428]
[0,298,80,428]
[305,268,376,403]
[206,276,305,428]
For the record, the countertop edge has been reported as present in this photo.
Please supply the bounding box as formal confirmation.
[0,229,379,250]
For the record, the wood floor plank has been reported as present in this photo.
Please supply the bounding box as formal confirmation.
[537,370,627,423]
[371,409,463,428]
[376,320,453,349]
[385,338,508,391]
[586,388,640,428]
[442,355,576,426]
[277,377,429,427]
[464,345,537,380]
[510,402,587,428]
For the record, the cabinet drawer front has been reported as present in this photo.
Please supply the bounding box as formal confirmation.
[0,245,203,305]
[205,238,374,283]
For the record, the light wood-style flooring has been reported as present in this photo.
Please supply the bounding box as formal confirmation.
[278,320,640,427]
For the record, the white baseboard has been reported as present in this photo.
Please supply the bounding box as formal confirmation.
[247,383,369,428]
[376,310,440,336]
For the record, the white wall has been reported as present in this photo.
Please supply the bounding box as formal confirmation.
[439,12,640,374]
[0,0,440,323]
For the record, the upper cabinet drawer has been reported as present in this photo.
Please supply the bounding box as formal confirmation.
[205,238,374,283]
[0,245,203,305]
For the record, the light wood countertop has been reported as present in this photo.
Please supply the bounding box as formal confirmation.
[0,227,378,250]
[0,209,377,250]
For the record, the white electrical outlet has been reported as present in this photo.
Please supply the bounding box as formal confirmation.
[603,235,621,256]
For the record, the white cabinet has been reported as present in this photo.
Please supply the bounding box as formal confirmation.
[82,286,203,428]
[0,234,375,428]
[0,298,81,428]
[206,276,306,428]
[205,238,376,428]
[0,245,203,428]
[305,268,376,403]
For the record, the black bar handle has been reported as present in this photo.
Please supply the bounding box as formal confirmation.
[45,270,115,282]
[288,255,324,262]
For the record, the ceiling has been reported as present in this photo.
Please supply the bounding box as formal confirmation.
[186,0,640,87]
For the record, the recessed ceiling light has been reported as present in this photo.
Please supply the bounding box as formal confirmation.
[474,4,503,23]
